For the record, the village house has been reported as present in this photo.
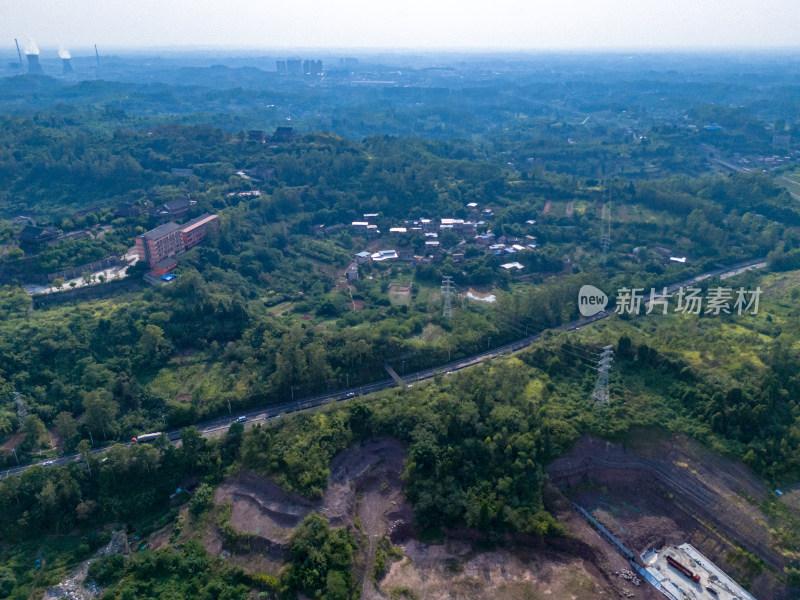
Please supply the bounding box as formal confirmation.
[345,263,359,281]
[17,225,59,247]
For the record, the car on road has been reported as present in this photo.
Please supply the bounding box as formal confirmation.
[345,391,356,398]
[43,460,54,466]
[236,415,247,423]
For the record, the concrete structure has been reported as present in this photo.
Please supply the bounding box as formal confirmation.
[355,251,371,264]
[371,249,398,262]
[303,59,322,75]
[248,130,266,143]
[181,213,219,249]
[26,53,43,75]
[500,262,524,271]
[135,222,183,267]
[644,544,755,600]
[272,127,296,142]
[152,257,177,277]
[136,214,219,272]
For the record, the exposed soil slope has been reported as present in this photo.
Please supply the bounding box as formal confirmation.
[548,433,795,599]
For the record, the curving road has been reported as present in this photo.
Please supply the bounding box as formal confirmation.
[0,257,767,481]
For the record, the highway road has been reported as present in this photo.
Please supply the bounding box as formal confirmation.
[0,257,767,481]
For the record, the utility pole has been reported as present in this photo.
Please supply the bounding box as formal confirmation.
[591,345,614,405]
[441,276,454,318]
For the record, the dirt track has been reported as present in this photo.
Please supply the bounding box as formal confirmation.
[548,433,794,599]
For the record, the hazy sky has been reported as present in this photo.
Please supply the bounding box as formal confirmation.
[4,0,800,52]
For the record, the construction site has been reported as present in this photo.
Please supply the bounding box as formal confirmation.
[643,544,756,600]
[548,433,792,599]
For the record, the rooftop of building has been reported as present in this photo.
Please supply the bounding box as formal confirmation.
[155,256,178,269]
[182,213,218,232]
[142,221,182,240]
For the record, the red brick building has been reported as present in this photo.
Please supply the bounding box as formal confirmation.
[135,222,184,267]
[151,257,178,277]
[181,213,219,249]
[135,214,220,273]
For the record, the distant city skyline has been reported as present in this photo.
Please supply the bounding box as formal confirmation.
[3,0,800,52]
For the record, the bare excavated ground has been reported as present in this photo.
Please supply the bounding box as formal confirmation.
[548,433,796,600]
[209,439,412,568]
[206,438,668,600]
[377,485,663,600]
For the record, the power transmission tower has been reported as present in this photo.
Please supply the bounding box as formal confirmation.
[591,345,614,405]
[441,276,454,318]
[600,181,612,264]
[14,391,27,430]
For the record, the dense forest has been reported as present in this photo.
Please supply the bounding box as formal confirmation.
[1,118,798,463]
[1,52,800,600]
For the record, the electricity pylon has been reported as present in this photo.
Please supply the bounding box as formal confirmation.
[601,182,612,264]
[591,345,614,405]
[441,276,454,318]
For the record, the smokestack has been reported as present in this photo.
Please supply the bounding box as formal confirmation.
[59,47,73,74]
[26,53,43,75]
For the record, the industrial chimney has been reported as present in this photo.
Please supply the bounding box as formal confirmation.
[59,47,73,75]
[26,53,43,75]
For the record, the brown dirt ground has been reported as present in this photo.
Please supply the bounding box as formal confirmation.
[548,433,796,599]
[377,483,663,600]
[206,438,668,600]
[0,430,24,452]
